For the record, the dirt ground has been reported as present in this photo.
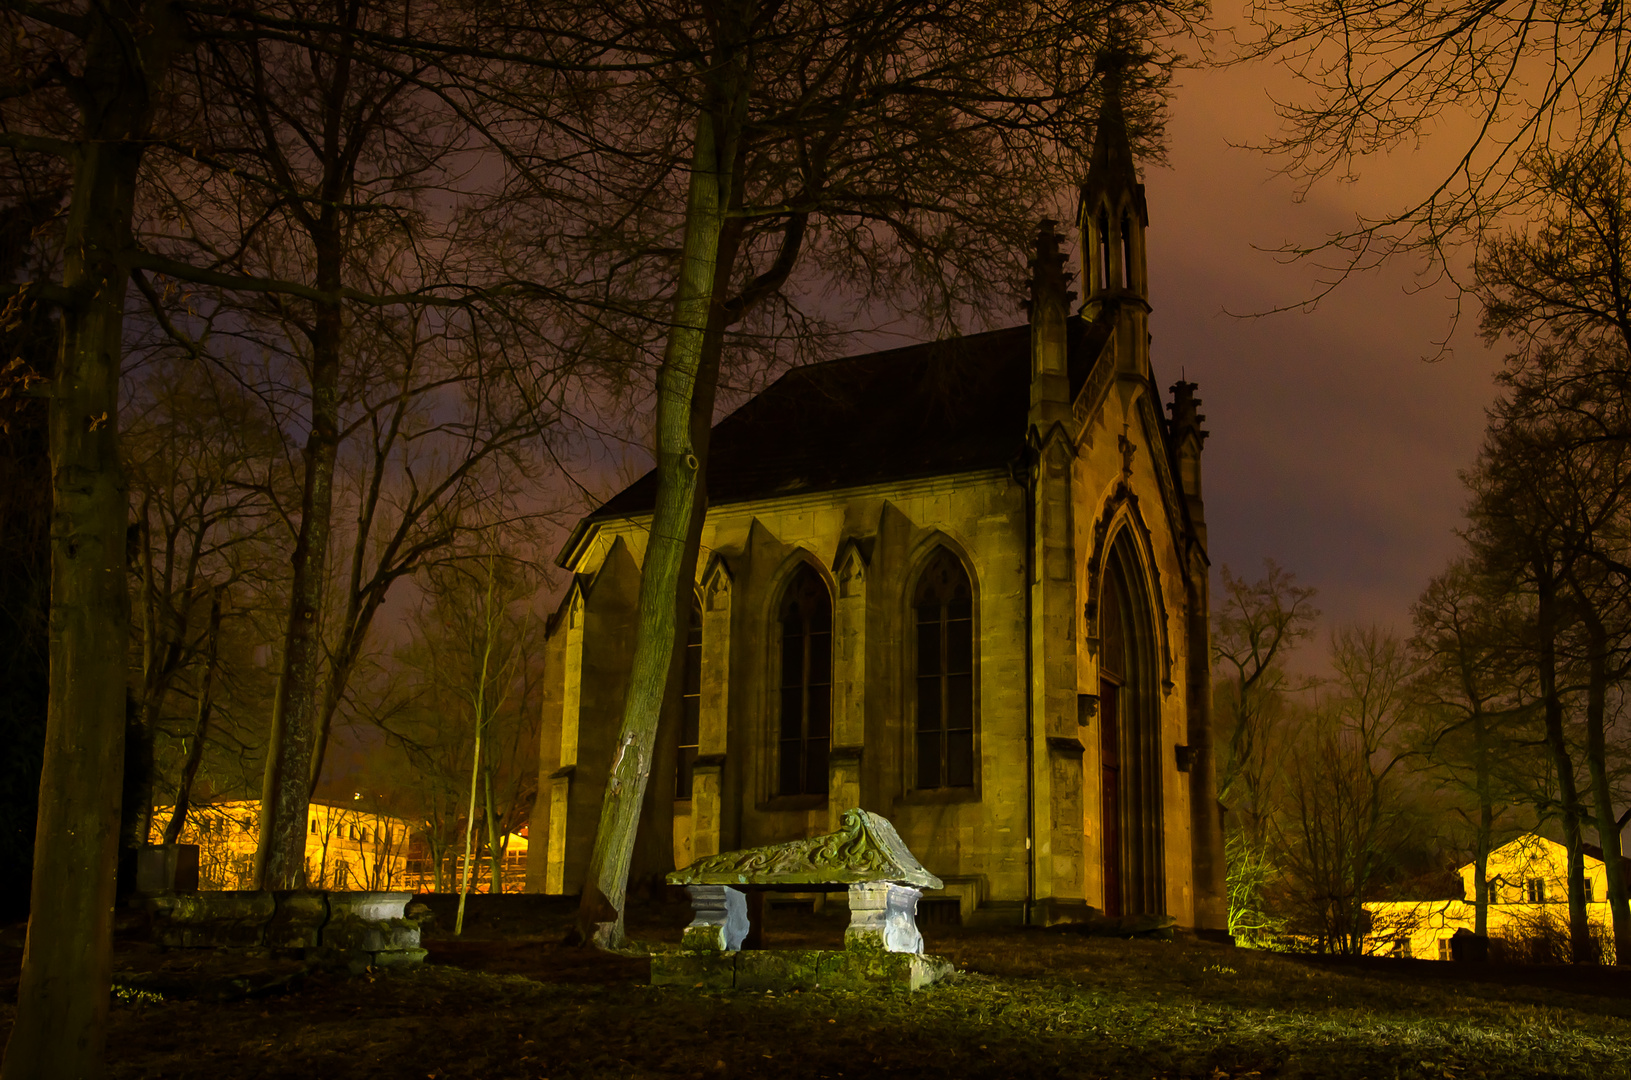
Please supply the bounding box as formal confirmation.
[4,895,1631,1079]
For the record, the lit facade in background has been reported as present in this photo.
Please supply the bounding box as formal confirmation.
[151,800,414,891]
[1365,835,1622,960]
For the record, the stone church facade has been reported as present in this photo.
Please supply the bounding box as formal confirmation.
[529,90,1227,931]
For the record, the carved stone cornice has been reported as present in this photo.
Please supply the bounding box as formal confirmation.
[668,809,943,890]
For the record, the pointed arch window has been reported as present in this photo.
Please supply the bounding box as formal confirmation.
[777,564,831,797]
[1120,209,1136,292]
[675,597,703,799]
[914,549,975,789]
[1097,206,1113,291]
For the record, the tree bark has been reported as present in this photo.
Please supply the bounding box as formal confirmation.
[1578,600,1630,962]
[3,5,179,1075]
[254,250,343,889]
[164,589,223,845]
[1473,706,1492,938]
[455,714,483,933]
[1535,575,1593,962]
[576,98,739,947]
[624,200,749,899]
[485,764,504,894]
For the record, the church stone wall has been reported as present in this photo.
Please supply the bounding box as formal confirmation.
[1071,376,1198,929]
[542,469,1038,917]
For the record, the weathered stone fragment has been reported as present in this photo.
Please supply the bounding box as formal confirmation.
[321,917,421,953]
[668,809,943,890]
[146,891,275,948]
[845,882,924,954]
[265,891,327,949]
[680,885,749,952]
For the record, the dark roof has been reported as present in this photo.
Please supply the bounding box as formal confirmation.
[592,313,1113,520]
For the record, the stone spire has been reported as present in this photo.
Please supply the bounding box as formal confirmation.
[1167,379,1208,547]
[1078,56,1149,313]
[1026,219,1074,429]
[1024,218,1075,321]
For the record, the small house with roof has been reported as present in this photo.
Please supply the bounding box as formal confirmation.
[529,86,1226,931]
[1364,834,1627,959]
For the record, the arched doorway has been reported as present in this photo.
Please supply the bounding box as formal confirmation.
[1098,533,1165,917]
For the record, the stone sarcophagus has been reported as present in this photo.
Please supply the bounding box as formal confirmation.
[653,809,952,991]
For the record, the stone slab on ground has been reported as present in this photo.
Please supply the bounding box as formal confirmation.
[650,948,953,992]
[1045,910,1178,939]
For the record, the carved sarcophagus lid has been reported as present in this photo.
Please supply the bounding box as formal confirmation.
[668,808,943,890]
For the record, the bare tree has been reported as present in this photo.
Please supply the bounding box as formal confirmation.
[0,3,583,1065]
[1242,0,1631,294]
[1278,627,1417,955]
[1408,557,1537,938]
[1468,410,1606,963]
[0,5,190,1071]
[517,0,1206,950]
[1467,151,1631,962]
[122,357,288,858]
[381,555,538,915]
[1211,560,1318,941]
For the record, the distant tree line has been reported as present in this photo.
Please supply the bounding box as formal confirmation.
[1217,149,1631,967]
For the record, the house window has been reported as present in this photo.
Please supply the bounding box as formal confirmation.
[1526,878,1546,903]
[676,599,703,800]
[1438,938,1451,961]
[914,549,975,789]
[1585,879,1595,902]
[777,564,831,797]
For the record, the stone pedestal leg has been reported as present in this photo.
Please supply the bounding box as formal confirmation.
[845,882,924,954]
[680,885,748,952]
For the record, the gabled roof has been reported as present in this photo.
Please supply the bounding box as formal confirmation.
[588,313,1114,524]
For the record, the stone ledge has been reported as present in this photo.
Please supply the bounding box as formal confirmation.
[141,890,426,970]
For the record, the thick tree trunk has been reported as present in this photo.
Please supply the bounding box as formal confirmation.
[577,104,736,947]
[3,7,177,1074]
[624,208,745,899]
[254,269,342,889]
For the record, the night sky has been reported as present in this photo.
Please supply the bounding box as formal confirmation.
[1143,58,1506,649]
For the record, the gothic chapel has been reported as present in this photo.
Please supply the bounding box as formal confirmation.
[530,84,1227,932]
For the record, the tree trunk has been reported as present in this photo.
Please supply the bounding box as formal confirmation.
[1535,576,1592,962]
[428,830,445,894]
[254,253,343,889]
[3,7,178,1075]
[484,764,504,894]
[1473,706,1492,938]
[1579,604,1630,963]
[576,100,739,948]
[164,589,223,845]
[624,205,746,900]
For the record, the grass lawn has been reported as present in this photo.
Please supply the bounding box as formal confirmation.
[4,897,1629,1079]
